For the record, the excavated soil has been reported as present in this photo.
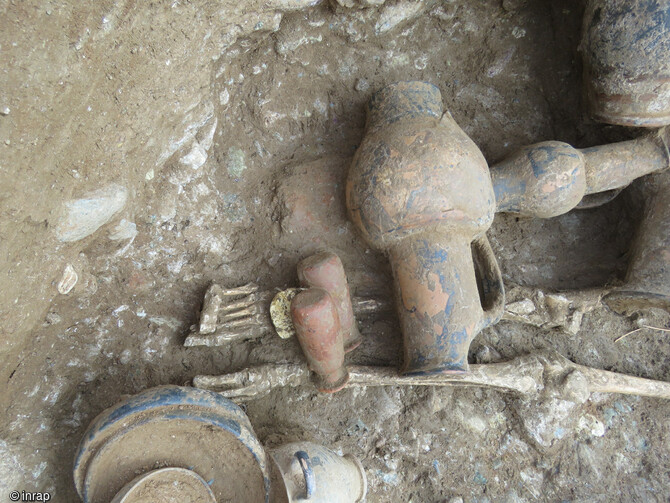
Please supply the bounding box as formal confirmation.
[1,1,669,502]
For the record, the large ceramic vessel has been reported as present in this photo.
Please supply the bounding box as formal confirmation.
[347,81,504,374]
[582,0,670,127]
[73,386,271,503]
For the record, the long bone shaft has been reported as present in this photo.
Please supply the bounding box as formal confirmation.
[192,350,670,402]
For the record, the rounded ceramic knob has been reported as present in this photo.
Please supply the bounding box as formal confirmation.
[491,141,587,218]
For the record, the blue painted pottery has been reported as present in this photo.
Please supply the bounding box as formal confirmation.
[73,385,270,503]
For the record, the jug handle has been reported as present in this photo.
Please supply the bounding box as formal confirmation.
[472,234,505,333]
[295,450,316,500]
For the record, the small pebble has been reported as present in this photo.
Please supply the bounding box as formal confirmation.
[578,414,606,437]
[226,147,247,178]
[0,106,9,116]
[57,264,78,295]
[179,142,207,170]
[475,345,502,364]
[355,78,369,92]
[474,471,488,485]
[44,312,62,325]
[512,26,527,38]
[109,219,137,241]
[219,88,230,106]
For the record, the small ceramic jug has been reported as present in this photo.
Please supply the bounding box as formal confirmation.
[270,442,366,503]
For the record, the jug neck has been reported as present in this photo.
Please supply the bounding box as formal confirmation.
[366,81,443,133]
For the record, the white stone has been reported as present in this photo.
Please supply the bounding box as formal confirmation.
[227,147,247,178]
[197,118,217,151]
[512,26,527,38]
[119,349,132,365]
[179,142,208,170]
[57,264,78,295]
[109,219,137,241]
[514,396,582,450]
[55,184,128,242]
[506,299,536,315]
[267,0,322,10]
[355,78,370,92]
[219,88,230,106]
[375,1,424,34]
[578,414,606,437]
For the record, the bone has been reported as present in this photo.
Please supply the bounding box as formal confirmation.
[192,358,542,400]
[185,281,603,347]
[192,350,670,402]
[184,284,274,347]
[502,284,604,335]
